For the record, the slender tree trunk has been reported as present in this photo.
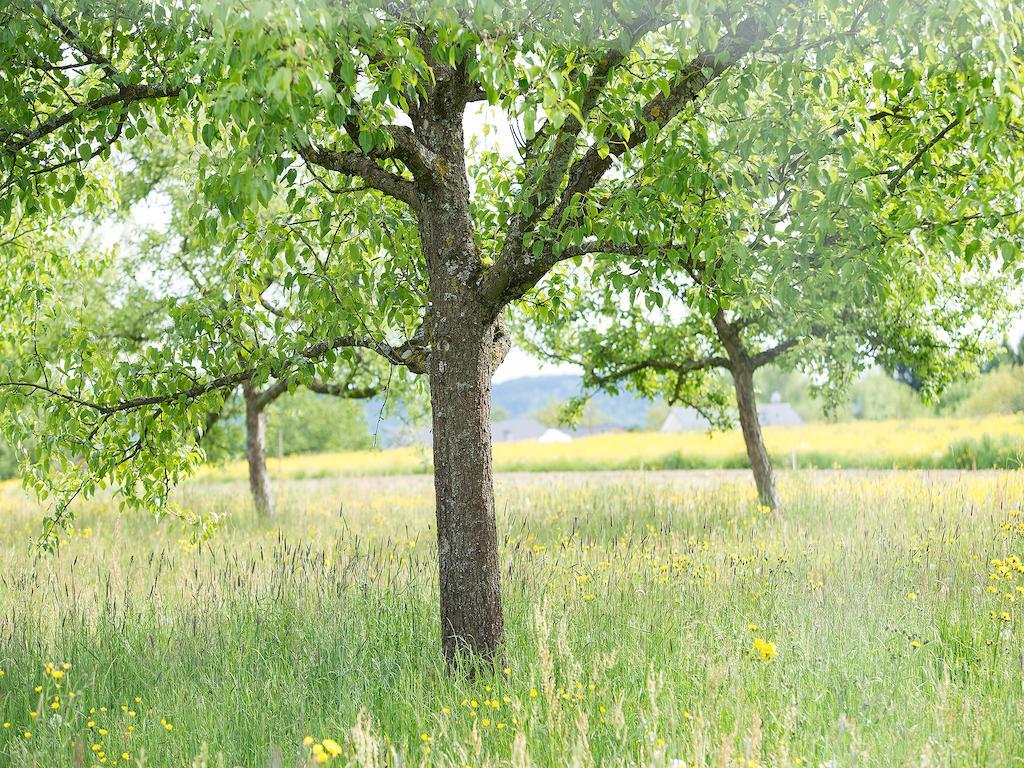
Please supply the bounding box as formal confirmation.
[713,311,780,511]
[415,91,504,666]
[243,384,275,517]
[731,361,780,511]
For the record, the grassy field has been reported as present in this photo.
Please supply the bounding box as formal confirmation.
[199,415,1024,482]
[2,469,1024,766]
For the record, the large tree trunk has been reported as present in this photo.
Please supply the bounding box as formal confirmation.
[243,384,275,517]
[428,312,504,664]
[731,361,780,511]
[415,92,505,666]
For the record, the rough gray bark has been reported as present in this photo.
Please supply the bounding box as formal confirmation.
[413,81,505,665]
[243,383,275,517]
[428,312,504,664]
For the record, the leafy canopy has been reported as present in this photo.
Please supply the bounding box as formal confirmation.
[0,0,1021,543]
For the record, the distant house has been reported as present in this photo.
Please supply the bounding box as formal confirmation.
[660,403,803,432]
[757,403,804,427]
[491,419,620,443]
[659,408,713,432]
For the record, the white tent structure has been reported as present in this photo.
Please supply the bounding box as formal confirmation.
[538,428,573,444]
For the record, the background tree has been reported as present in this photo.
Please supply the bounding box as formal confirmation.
[263,388,375,456]
[532,398,609,428]
[517,19,1023,508]
[1,0,1021,665]
[106,160,401,518]
[237,373,383,516]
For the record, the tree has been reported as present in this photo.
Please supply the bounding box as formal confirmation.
[86,160,398,518]
[238,375,382,516]
[521,246,1018,509]
[1,0,1022,664]
[516,9,1024,508]
[532,397,608,428]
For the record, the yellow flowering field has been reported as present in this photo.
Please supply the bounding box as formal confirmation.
[198,414,1024,482]
[2,469,1024,766]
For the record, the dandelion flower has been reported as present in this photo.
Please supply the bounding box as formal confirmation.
[753,637,777,661]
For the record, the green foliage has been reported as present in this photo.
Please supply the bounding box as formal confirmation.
[0,0,1022,544]
[958,366,1024,416]
[846,373,932,421]
[0,439,17,481]
[264,391,372,456]
[517,0,1024,428]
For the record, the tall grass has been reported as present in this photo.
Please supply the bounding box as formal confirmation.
[1,470,1023,766]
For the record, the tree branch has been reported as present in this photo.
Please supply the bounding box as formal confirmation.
[296,143,420,210]
[888,116,960,191]
[588,353,731,388]
[0,330,427,417]
[480,20,765,309]
[496,18,655,269]
[251,379,291,410]
[1,83,181,154]
[342,113,440,180]
[748,338,800,368]
[306,379,380,399]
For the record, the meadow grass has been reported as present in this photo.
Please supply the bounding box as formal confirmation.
[1,469,1024,767]
[197,415,1024,482]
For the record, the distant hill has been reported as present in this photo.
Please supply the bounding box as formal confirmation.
[493,375,653,429]
[364,375,656,445]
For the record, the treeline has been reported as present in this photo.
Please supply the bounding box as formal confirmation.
[0,392,373,482]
